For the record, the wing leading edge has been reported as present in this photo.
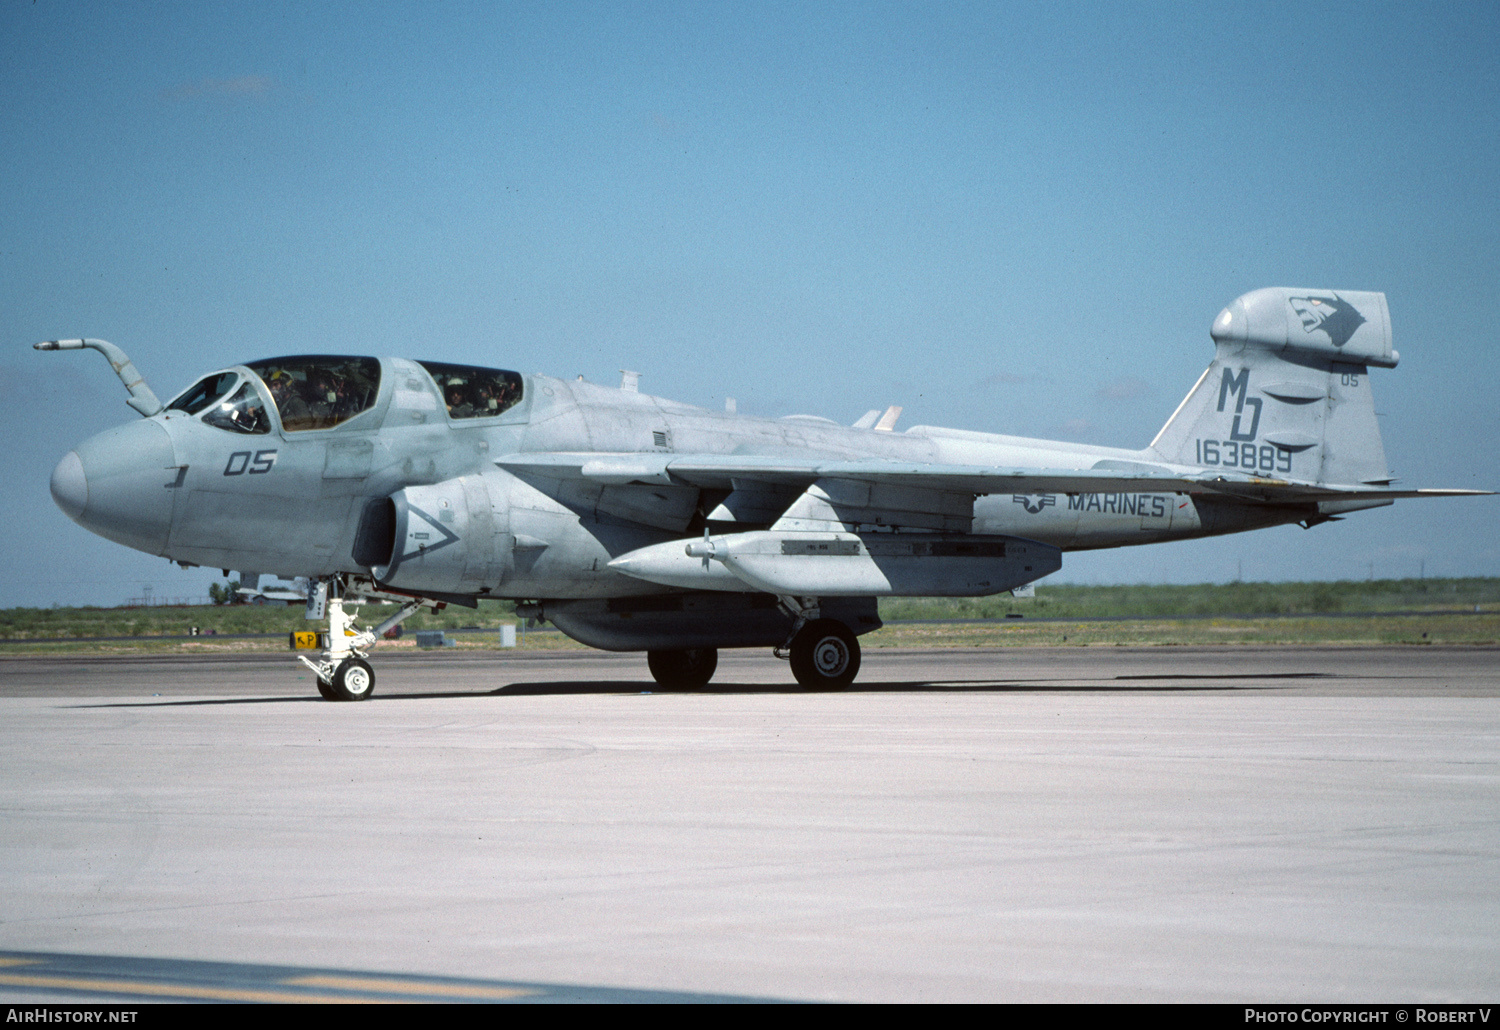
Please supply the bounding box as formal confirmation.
[495,451,1487,504]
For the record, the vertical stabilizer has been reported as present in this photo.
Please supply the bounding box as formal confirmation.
[1149,288,1395,486]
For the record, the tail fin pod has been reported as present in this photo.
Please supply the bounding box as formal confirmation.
[1149,288,1396,487]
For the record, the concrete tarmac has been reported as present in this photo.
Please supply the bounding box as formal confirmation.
[0,646,1496,1003]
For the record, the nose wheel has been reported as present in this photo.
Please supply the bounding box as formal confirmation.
[327,658,375,701]
[305,650,379,703]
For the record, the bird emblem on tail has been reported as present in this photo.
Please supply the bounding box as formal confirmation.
[1288,294,1367,348]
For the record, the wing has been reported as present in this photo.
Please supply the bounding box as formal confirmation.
[496,451,1487,598]
[496,450,1487,529]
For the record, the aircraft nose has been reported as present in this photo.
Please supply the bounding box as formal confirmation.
[57,419,178,555]
[50,450,88,520]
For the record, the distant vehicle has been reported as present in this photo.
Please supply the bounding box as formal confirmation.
[236,577,312,605]
[39,286,1486,699]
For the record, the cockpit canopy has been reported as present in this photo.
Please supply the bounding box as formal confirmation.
[166,356,525,434]
[418,361,524,420]
[247,356,382,432]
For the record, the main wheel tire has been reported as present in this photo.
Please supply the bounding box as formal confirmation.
[328,658,375,701]
[788,619,860,691]
[646,648,719,690]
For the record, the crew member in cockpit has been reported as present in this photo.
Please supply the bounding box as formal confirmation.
[446,379,475,419]
[268,371,311,426]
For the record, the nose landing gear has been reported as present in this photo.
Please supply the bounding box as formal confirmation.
[298,578,431,701]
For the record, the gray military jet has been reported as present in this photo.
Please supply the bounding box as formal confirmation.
[39,286,1487,699]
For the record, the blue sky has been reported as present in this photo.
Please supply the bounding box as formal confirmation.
[3,1,1497,607]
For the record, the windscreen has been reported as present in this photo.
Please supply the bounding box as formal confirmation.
[167,372,238,415]
[201,381,271,435]
[246,356,381,432]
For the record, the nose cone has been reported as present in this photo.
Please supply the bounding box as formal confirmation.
[60,419,177,555]
[50,451,88,520]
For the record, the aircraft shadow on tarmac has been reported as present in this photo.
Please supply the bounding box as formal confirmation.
[488,675,1330,696]
[75,672,1331,707]
[0,949,778,1004]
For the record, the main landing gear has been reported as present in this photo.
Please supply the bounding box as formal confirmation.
[787,618,860,691]
[299,577,434,701]
[777,596,860,691]
[645,648,719,690]
[640,598,863,693]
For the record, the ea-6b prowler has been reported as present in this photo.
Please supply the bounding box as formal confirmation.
[40,287,1486,698]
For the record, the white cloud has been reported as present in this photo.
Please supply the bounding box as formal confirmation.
[159,76,275,102]
[1095,376,1151,401]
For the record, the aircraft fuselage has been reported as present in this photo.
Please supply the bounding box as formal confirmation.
[68,362,1294,598]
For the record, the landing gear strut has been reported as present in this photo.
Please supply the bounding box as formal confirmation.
[298,577,431,701]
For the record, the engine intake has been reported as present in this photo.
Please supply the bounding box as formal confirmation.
[357,476,509,594]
